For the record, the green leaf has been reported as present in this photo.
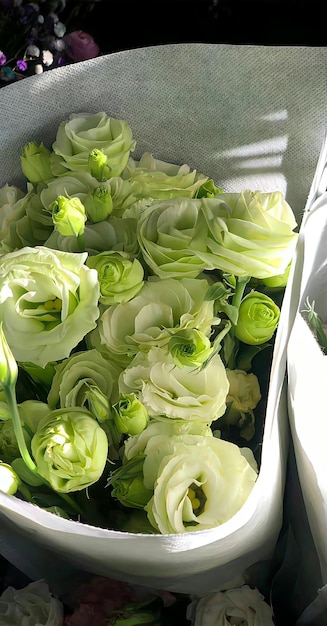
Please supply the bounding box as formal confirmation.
[12,457,44,487]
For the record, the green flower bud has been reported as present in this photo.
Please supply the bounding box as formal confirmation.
[20,141,53,184]
[109,456,152,508]
[49,195,86,237]
[0,420,30,462]
[0,461,21,495]
[86,251,144,305]
[31,407,109,493]
[0,324,18,389]
[85,185,113,222]
[84,384,111,422]
[262,263,291,290]
[88,148,111,181]
[234,291,280,345]
[112,394,148,436]
[167,328,212,368]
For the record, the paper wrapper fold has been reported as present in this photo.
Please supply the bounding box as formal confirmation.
[0,43,327,594]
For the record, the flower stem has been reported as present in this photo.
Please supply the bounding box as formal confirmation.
[4,385,37,474]
[77,233,85,252]
[232,276,251,317]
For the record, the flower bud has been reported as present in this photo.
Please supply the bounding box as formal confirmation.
[234,291,280,345]
[168,328,212,368]
[0,324,18,389]
[20,141,53,184]
[49,195,86,237]
[196,178,223,198]
[85,384,111,422]
[110,611,159,625]
[262,263,291,290]
[109,456,152,508]
[85,185,113,222]
[88,148,111,181]
[112,394,148,436]
[0,461,21,495]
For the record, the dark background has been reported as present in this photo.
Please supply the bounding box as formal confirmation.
[67,0,327,51]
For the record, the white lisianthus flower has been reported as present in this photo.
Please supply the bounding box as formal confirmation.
[124,418,213,461]
[0,246,100,367]
[137,196,211,279]
[226,369,261,413]
[0,579,64,626]
[201,190,298,279]
[99,276,219,357]
[123,152,208,200]
[45,216,139,256]
[0,184,34,252]
[119,347,229,423]
[31,407,108,493]
[188,585,275,626]
[143,434,257,534]
[47,348,121,409]
[52,112,136,177]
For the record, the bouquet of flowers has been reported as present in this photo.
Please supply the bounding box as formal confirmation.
[0,109,298,535]
[0,43,324,597]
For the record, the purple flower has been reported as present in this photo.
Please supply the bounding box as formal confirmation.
[16,59,28,71]
[0,51,7,66]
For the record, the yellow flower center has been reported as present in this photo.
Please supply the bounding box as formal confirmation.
[44,298,62,311]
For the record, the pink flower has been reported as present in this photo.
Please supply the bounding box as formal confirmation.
[63,30,100,62]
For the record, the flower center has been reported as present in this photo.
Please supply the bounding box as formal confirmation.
[187,482,206,515]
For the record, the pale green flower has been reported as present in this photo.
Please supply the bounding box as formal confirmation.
[201,190,298,278]
[143,434,258,534]
[137,196,211,279]
[189,585,275,626]
[234,291,280,345]
[0,184,33,252]
[0,461,21,495]
[0,246,100,367]
[99,276,218,357]
[0,580,64,625]
[123,152,208,200]
[52,112,136,176]
[226,369,261,413]
[49,195,86,237]
[167,328,212,368]
[45,216,139,256]
[20,141,53,184]
[47,349,121,410]
[31,407,108,492]
[86,250,144,305]
[112,394,148,436]
[119,347,229,424]
[124,419,213,462]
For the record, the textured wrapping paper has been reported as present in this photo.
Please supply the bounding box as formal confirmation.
[0,43,327,595]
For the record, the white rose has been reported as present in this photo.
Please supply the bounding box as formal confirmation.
[119,347,229,423]
[0,579,64,625]
[188,585,275,626]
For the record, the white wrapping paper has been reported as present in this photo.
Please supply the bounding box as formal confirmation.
[0,43,327,594]
[287,191,327,586]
